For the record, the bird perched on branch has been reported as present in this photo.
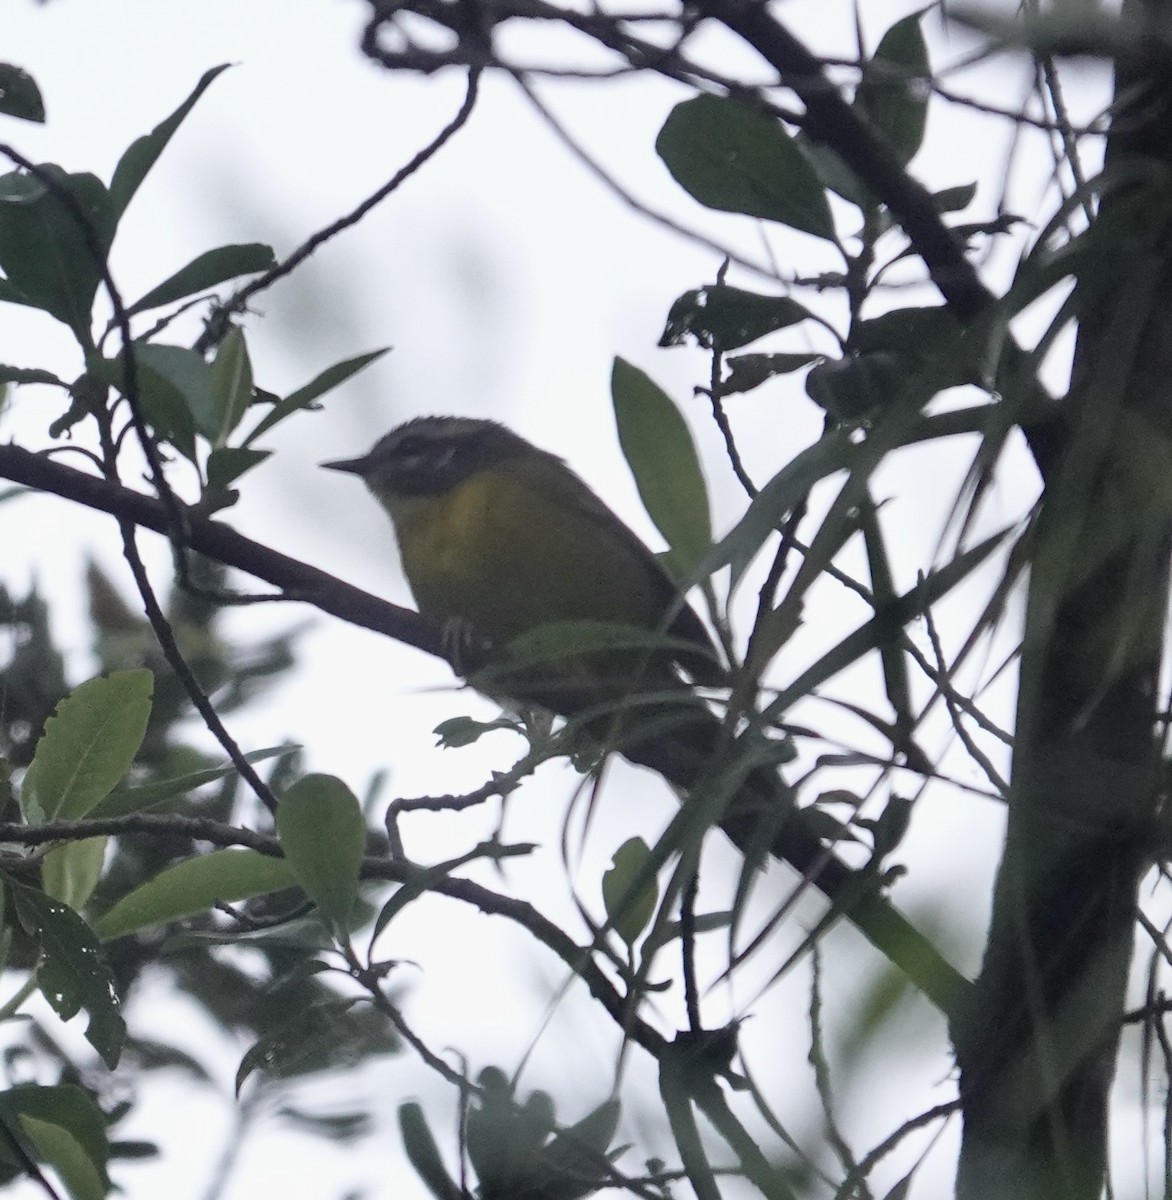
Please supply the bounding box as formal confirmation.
[322,415,791,815]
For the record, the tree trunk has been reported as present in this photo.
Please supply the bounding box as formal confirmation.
[954,3,1172,1196]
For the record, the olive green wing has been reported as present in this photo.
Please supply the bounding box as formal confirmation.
[518,450,724,686]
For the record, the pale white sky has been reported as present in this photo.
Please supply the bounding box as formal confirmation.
[2,2,1137,1199]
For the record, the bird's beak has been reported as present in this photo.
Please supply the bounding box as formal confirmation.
[320,454,369,476]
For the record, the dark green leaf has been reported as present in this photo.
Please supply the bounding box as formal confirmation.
[209,326,254,445]
[0,167,114,337]
[722,351,820,395]
[855,12,930,167]
[109,65,231,219]
[11,884,126,1069]
[135,343,217,439]
[127,243,276,316]
[400,1103,462,1200]
[92,745,291,818]
[242,347,391,447]
[0,65,45,123]
[805,352,905,421]
[601,837,658,946]
[95,849,298,940]
[0,365,66,387]
[660,285,814,353]
[931,183,978,213]
[853,305,965,360]
[540,1098,622,1200]
[766,525,1013,716]
[656,95,835,240]
[275,774,365,936]
[2,1085,110,1200]
[701,430,856,589]
[205,447,270,496]
[235,998,365,1095]
[21,668,153,822]
[612,357,711,574]
[432,715,518,748]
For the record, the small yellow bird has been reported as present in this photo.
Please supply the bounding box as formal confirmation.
[323,416,787,806]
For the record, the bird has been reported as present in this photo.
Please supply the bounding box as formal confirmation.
[321,415,791,817]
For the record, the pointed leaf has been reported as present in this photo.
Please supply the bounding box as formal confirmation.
[657,95,834,240]
[209,326,254,445]
[127,242,276,316]
[242,347,391,447]
[22,669,153,822]
[612,358,711,575]
[399,1103,462,1200]
[91,746,290,818]
[855,12,930,166]
[95,849,298,940]
[109,65,231,219]
[276,774,365,936]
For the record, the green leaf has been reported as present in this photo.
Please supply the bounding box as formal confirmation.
[602,837,658,946]
[540,1098,622,1199]
[765,525,1013,717]
[135,343,217,440]
[855,12,930,167]
[42,838,109,911]
[275,775,365,936]
[701,430,856,590]
[235,997,364,1095]
[91,746,291,818]
[3,1085,110,1200]
[0,365,67,387]
[242,347,391,447]
[722,351,820,395]
[656,95,835,241]
[95,849,298,941]
[127,242,276,316]
[660,285,814,353]
[10,884,125,1069]
[612,358,711,575]
[399,1102,462,1200]
[209,326,255,446]
[931,182,978,213]
[22,669,153,822]
[205,447,270,493]
[805,352,905,421]
[109,65,231,219]
[0,65,45,123]
[0,167,115,337]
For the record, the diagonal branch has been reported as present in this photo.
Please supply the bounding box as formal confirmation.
[0,443,970,1019]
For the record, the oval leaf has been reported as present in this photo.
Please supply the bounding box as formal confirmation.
[22,669,153,822]
[602,837,659,947]
[656,95,834,241]
[275,774,365,936]
[612,357,711,576]
[855,12,929,168]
